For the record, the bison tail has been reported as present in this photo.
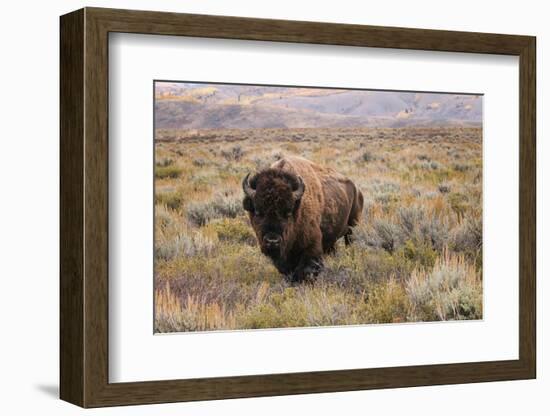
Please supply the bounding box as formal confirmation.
[348,186,364,227]
[344,187,363,246]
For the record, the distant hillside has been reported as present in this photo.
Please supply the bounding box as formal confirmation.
[155,82,482,129]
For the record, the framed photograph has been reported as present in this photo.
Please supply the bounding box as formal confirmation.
[60,7,536,407]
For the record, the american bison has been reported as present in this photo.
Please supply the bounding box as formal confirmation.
[242,155,364,283]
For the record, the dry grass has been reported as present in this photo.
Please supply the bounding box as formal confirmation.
[154,127,483,332]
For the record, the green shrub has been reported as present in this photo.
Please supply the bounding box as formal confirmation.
[402,239,437,268]
[213,193,243,218]
[371,219,404,253]
[398,206,425,237]
[406,252,482,321]
[362,151,375,163]
[448,192,469,219]
[155,231,216,261]
[186,194,244,226]
[155,165,182,179]
[450,215,482,269]
[192,158,208,167]
[156,192,183,210]
[453,163,470,172]
[438,182,451,194]
[368,180,400,205]
[156,158,174,167]
[363,279,409,323]
[221,145,244,161]
[363,250,415,283]
[238,285,360,329]
[207,218,256,245]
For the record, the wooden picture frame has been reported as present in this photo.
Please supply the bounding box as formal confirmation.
[60,7,536,408]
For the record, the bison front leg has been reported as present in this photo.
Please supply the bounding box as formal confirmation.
[344,227,353,246]
[290,256,324,284]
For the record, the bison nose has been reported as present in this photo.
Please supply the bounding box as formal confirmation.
[263,233,282,247]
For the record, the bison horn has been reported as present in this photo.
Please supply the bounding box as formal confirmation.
[293,176,305,201]
[242,173,256,198]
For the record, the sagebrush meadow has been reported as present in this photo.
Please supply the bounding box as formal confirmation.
[154,83,483,332]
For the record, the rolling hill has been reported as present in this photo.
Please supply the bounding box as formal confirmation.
[154,82,482,129]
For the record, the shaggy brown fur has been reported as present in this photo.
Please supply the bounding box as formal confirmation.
[242,155,364,283]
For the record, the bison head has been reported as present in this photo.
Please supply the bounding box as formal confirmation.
[242,169,305,259]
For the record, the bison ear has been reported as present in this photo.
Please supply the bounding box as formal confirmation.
[243,196,254,212]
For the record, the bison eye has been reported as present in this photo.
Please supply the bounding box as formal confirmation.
[255,209,264,217]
